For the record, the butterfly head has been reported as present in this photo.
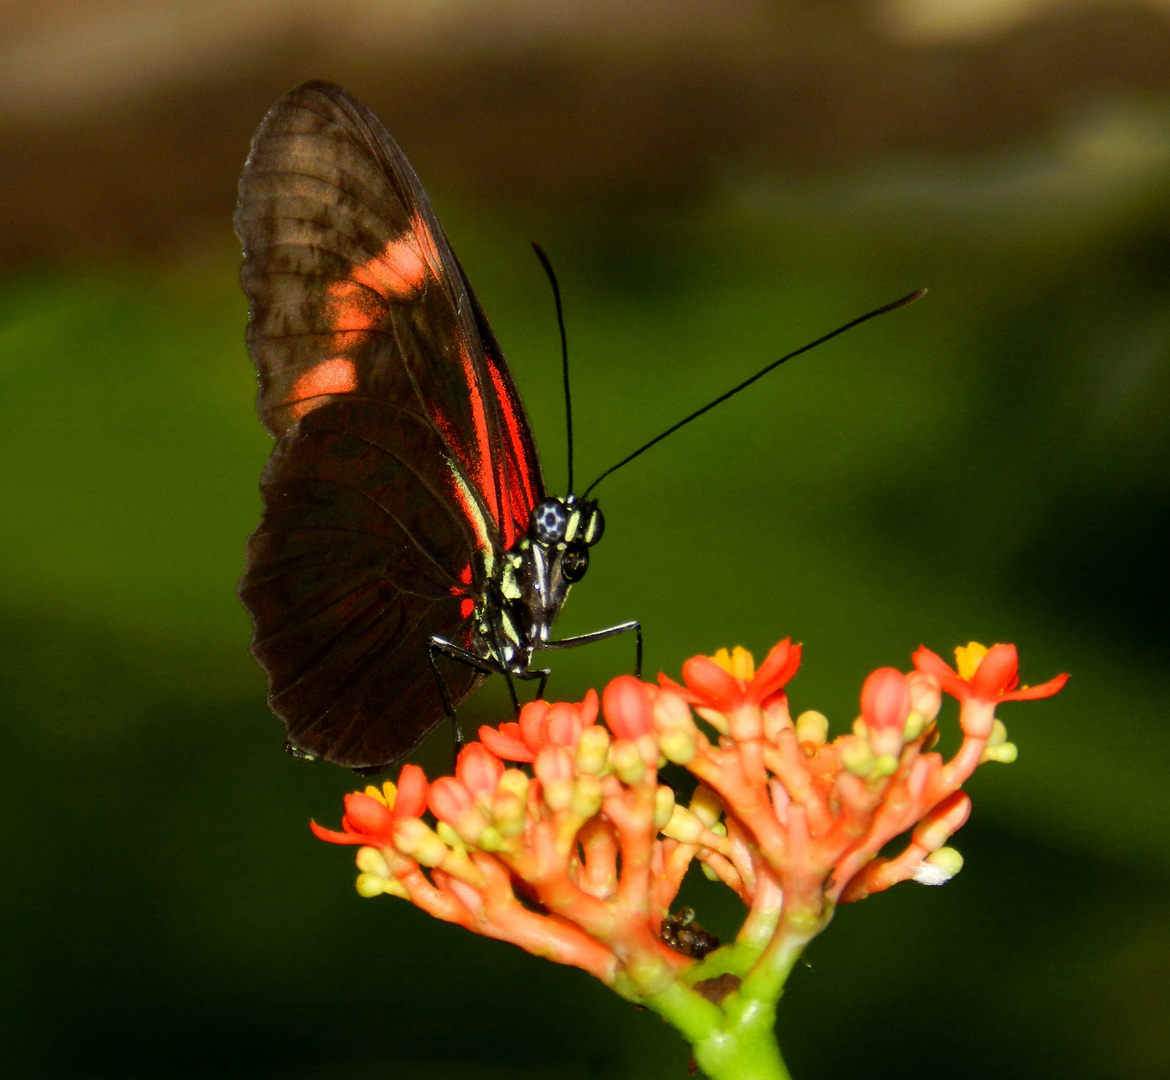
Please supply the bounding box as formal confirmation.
[529,495,604,583]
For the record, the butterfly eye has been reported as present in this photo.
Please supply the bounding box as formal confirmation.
[561,545,590,583]
[531,498,569,545]
[581,504,605,546]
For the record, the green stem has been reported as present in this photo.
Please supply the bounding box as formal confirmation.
[640,906,830,1080]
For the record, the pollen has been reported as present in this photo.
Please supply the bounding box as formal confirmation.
[711,646,756,682]
[954,642,988,682]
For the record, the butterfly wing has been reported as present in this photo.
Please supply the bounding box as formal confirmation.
[235,81,544,769]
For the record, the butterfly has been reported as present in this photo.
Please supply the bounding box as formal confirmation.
[235,81,638,772]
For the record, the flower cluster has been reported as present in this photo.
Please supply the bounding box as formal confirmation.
[312,639,1066,1080]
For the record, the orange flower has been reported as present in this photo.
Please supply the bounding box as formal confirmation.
[662,638,802,712]
[913,642,1068,706]
[478,690,600,762]
[310,764,429,845]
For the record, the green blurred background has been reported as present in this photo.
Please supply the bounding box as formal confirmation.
[1,2,1168,1078]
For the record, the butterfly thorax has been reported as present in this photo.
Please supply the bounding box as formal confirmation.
[477,495,604,673]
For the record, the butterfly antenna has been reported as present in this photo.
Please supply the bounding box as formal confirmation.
[583,287,927,498]
[532,242,575,494]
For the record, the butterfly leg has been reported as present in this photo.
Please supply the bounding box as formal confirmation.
[428,636,503,755]
[543,620,642,678]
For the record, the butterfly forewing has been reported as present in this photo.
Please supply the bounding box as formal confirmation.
[236,81,544,769]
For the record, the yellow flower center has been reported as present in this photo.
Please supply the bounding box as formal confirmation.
[365,781,398,810]
[954,642,988,682]
[711,645,756,682]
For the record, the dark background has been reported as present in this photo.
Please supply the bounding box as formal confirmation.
[1,2,1168,1078]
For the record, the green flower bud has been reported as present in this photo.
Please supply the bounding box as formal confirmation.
[356,872,388,898]
[838,735,876,777]
[571,775,604,819]
[356,846,389,878]
[575,725,611,776]
[610,740,645,784]
[795,710,829,745]
[690,785,723,828]
[654,785,676,829]
[981,741,1018,764]
[660,728,696,764]
[664,805,704,845]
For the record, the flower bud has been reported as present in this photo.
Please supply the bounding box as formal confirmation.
[571,775,604,819]
[690,785,723,828]
[654,784,676,829]
[498,768,529,802]
[664,805,704,844]
[356,872,389,898]
[795,710,829,745]
[838,734,876,777]
[660,727,696,764]
[861,668,910,758]
[700,861,719,881]
[636,732,660,767]
[604,676,654,740]
[491,790,526,836]
[653,689,694,732]
[542,779,573,813]
[906,671,942,721]
[981,742,1018,764]
[435,821,463,850]
[902,710,926,741]
[610,740,645,784]
[475,826,504,852]
[356,846,389,878]
[393,819,448,867]
[913,846,963,885]
[873,753,899,777]
[987,718,1008,747]
[575,725,611,775]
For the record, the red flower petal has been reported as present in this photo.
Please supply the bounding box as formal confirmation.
[519,699,550,750]
[657,672,700,704]
[681,655,741,711]
[478,725,535,762]
[309,820,367,845]
[343,792,396,841]
[603,675,653,740]
[579,688,600,726]
[428,776,474,824]
[1001,672,1069,702]
[456,743,504,801]
[971,643,1019,700]
[393,764,429,819]
[750,639,802,704]
[912,646,969,700]
[544,702,585,748]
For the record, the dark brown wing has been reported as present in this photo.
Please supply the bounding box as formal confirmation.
[234,81,543,769]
